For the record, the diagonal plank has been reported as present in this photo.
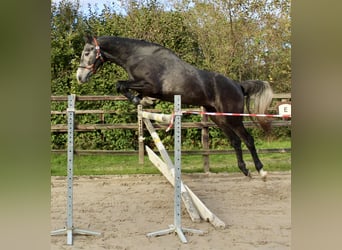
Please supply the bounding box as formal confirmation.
[146,146,225,228]
[146,146,201,222]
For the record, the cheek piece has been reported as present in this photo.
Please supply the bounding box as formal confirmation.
[78,37,104,74]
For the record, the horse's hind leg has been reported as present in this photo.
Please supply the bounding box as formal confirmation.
[210,116,251,177]
[231,120,268,180]
[227,130,252,178]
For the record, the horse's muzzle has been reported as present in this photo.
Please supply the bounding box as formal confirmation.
[76,67,92,84]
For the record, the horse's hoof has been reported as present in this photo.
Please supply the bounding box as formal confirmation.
[131,96,141,105]
[259,169,268,181]
[245,170,252,179]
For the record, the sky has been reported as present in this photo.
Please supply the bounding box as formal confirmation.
[51,0,126,15]
[52,0,178,15]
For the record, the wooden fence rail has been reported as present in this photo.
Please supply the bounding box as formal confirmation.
[51,93,291,101]
[51,120,291,132]
[51,148,291,156]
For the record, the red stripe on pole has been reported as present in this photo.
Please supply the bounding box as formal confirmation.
[165,110,291,132]
[182,111,291,118]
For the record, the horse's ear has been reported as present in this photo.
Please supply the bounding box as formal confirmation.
[84,34,93,44]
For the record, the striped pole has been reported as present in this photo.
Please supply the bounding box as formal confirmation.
[183,111,291,118]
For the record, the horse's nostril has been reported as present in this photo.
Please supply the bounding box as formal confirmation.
[76,71,83,83]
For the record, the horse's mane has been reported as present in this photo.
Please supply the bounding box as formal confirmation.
[100,36,175,56]
[100,36,161,48]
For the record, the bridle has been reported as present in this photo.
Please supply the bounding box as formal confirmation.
[78,37,104,74]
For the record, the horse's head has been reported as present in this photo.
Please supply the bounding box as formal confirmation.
[76,35,104,84]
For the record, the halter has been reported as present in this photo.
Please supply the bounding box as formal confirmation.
[78,37,104,74]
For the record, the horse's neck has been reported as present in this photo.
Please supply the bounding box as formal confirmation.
[100,37,135,67]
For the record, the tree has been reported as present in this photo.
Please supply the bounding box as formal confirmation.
[175,0,291,92]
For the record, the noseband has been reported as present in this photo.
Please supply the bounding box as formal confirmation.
[78,37,104,74]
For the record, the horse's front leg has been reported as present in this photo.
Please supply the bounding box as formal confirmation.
[116,80,142,105]
[116,80,154,106]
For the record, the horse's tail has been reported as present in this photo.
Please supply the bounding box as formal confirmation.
[239,80,273,132]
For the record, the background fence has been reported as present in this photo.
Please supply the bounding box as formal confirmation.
[51,94,291,165]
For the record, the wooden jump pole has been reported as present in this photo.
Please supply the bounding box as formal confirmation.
[145,147,225,229]
[141,111,173,123]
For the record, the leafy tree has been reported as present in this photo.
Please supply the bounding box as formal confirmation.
[178,0,291,92]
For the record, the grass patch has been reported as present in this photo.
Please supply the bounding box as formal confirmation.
[51,154,160,176]
[207,153,291,173]
[51,139,291,176]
